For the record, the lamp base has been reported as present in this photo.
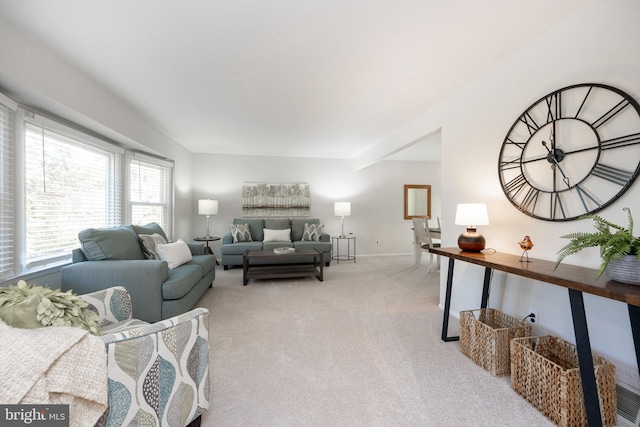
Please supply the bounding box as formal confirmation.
[458,227,485,252]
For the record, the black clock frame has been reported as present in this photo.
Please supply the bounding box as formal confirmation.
[498,83,640,221]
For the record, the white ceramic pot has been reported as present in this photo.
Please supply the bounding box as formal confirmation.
[605,255,640,285]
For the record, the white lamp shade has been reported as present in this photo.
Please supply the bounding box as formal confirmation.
[334,202,351,217]
[198,199,218,215]
[455,203,489,226]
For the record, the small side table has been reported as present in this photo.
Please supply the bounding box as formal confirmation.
[331,235,356,263]
[194,236,220,264]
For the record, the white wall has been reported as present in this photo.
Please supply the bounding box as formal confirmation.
[190,153,441,257]
[0,16,196,241]
[379,0,640,386]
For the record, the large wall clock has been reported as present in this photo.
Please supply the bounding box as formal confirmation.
[498,83,640,221]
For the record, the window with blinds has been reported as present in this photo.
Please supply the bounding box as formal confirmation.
[24,116,123,267]
[128,153,173,238]
[0,94,176,279]
[0,97,17,279]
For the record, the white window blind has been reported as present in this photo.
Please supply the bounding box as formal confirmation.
[24,117,122,266]
[129,152,173,237]
[0,95,17,279]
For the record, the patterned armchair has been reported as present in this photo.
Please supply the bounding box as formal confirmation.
[80,287,210,427]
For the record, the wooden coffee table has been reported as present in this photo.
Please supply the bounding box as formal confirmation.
[243,249,323,285]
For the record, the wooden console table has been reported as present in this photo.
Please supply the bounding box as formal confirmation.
[430,247,640,427]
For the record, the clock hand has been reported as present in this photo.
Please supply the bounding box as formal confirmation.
[521,144,598,164]
[541,140,571,190]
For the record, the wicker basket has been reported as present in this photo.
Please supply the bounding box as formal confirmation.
[510,335,617,427]
[460,308,532,376]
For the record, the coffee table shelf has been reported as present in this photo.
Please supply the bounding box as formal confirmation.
[243,249,323,285]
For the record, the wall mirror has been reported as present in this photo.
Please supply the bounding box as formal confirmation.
[404,184,431,219]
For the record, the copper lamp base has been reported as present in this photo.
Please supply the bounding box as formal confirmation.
[458,227,485,252]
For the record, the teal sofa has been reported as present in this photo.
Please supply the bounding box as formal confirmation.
[221,218,332,269]
[61,223,215,323]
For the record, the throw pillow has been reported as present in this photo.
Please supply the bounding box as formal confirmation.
[263,228,291,242]
[0,280,101,335]
[138,233,168,259]
[230,224,253,242]
[155,239,193,269]
[301,223,324,241]
[78,225,146,261]
[131,222,169,242]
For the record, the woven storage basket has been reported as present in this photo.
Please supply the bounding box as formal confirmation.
[510,335,617,427]
[460,308,532,376]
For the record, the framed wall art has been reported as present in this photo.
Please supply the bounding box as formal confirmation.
[242,182,310,217]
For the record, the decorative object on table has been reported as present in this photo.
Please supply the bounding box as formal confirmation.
[518,235,534,262]
[198,199,218,238]
[273,247,295,254]
[242,182,310,217]
[498,83,640,222]
[0,280,101,335]
[460,308,531,376]
[555,207,640,284]
[510,335,617,427]
[334,202,351,237]
[455,203,489,252]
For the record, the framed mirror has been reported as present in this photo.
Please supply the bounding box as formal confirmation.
[404,184,431,219]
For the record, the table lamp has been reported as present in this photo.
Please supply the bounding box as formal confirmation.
[334,202,351,237]
[198,199,218,238]
[455,203,489,252]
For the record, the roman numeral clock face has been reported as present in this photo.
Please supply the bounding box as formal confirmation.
[499,83,640,221]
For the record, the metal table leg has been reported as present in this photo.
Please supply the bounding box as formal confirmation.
[568,289,602,427]
[441,261,493,342]
[480,267,491,309]
[628,304,640,380]
[441,258,459,342]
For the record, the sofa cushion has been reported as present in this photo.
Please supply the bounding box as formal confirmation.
[162,264,202,300]
[263,228,291,242]
[233,218,264,241]
[291,218,320,241]
[131,222,169,242]
[220,241,263,255]
[229,224,253,242]
[264,218,291,230]
[185,255,216,276]
[156,239,193,269]
[138,233,167,259]
[301,223,324,241]
[79,225,146,261]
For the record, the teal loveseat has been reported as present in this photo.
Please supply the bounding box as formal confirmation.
[61,223,215,323]
[221,218,332,269]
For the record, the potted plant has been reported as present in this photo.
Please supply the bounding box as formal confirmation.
[555,207,640,284]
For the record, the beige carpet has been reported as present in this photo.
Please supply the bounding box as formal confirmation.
[196,255,554,426]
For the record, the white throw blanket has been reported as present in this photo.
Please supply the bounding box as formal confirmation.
[0,319,108,427]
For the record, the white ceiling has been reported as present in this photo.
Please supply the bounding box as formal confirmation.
[0,0,585,161]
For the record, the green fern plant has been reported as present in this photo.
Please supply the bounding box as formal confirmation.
[555,207,640,278]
